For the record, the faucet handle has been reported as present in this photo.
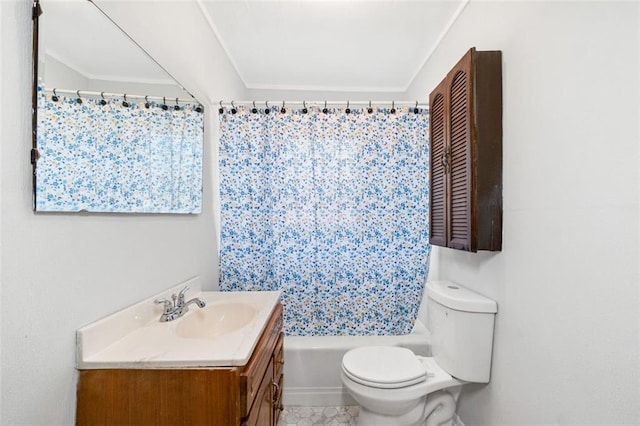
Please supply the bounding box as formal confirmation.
[154,297,173,314]
[177,285,190,306]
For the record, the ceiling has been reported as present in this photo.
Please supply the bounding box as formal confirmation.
[41,0,467,94]
[198,0,467,92]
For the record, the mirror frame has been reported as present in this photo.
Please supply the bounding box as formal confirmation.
[31,0,42,209]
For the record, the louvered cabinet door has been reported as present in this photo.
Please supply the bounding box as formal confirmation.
[447,56,473,251]
[428,47,502,252]
[429,83,448,247]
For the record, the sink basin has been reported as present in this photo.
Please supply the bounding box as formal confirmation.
[175,302,258,339]
[76,280,281,368]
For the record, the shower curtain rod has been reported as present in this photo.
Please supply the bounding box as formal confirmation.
[43,87,198,105]
[219,100,429,109]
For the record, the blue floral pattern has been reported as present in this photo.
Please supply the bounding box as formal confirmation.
[35,86,203,213]
[219,106,430,336]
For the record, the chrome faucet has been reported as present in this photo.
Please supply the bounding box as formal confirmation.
[154,285,206,322]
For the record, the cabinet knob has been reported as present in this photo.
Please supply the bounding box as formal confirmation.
[441,149,452,174]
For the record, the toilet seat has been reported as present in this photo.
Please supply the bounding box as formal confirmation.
[342,346,428,389]
[341,354,463,406]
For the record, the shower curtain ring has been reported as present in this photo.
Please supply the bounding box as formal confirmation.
[367,100,373,114]
[345,100,351,114]
[100,91,107,106]
[52,88,58,102]
[231,101,237,114]
[302,100,308,114]
[322,100,328,114]
[122,94,129,108]
[264,100,270,114]
[219,100,224,114]
[390,100,396,114]
[252,100,258,114]
[76,90,83,104]
[162,96,168,110]
[414,101,419,114]
[281,100,286,114]
[174,97,180,111]
[144,95,150,109]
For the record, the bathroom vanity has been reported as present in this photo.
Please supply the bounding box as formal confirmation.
[75,280,283,425]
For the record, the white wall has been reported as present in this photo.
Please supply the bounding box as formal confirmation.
[0,1,245,424]
[406,1,639,424]
[245,88,406,104]
[85,78,187,100]
[0,1,4,420]
[42,54,89,91]
[44,54,187,100]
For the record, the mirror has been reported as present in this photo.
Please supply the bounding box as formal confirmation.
[32,0,204,214]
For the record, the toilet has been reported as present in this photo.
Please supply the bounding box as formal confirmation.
[341,281,497,426]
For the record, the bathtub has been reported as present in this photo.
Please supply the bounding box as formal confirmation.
[282,320,431,406]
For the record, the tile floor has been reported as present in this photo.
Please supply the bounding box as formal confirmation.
[278,406,359,426]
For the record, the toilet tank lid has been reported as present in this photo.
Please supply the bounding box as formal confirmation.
[426,281,497,313]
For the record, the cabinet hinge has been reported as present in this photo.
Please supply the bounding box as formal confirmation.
[31,148,40,165]
[32,1,42,20]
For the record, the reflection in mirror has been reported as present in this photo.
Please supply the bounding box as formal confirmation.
[34,0,204,214]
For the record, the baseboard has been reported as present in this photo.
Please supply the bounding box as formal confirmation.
[283,386,356,407]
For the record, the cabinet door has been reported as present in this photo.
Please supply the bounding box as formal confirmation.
[243,359,274,426]
[428,47,502,252]
[272,374,283,424]
[429,80,448,248]
[272,334,284,424]
[447,51,473,251]
[241,304,283,417]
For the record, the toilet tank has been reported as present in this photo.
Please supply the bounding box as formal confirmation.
[426,281,497,383]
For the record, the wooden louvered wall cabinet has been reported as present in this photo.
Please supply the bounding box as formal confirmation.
[429,47,502,252]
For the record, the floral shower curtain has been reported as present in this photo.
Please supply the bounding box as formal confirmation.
[219,105,430,336]
[35,87,203,213]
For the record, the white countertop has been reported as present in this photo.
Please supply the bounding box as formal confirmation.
[76,277,281,369]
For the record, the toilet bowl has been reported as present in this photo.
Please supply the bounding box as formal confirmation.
[341,347,462,425]
[341,281,497,426]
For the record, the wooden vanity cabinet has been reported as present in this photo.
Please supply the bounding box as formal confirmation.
[242,332,284,426]
[429,47,503,252]
[76,303,284,426]
[241,329,284,426]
